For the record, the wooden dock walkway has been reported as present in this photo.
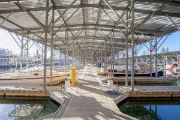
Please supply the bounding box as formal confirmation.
[44,66,136,120]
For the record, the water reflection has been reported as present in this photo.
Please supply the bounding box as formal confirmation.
[118,98,180,120]
[0,99,59,120]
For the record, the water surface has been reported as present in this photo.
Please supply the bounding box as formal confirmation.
[0,97,59,120]
[118,98,180,120]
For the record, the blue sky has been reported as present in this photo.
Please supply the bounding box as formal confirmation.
[0,29,20,54]
[137,31,180,55]
[0,28,38,56]
[163,31,180,51]
[0,28,59,58]
[0,28,179,56]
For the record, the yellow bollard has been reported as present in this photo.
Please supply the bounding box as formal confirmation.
[71,65,77,87]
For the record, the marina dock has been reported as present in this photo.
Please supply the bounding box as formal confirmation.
[0,0,179,119]
[0,66,180,119]
[44,66,136,120]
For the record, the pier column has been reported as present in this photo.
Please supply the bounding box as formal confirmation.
[149,42,153,77]
[155,37,158,77]
[43,0,49,91]
[131,0,135,91]
[50,8,55,85]
[104,38,107,71]
[125,3,129,87]
[64,47,67,72]
[26,34,29,69]
[112,30,115,78]
[164,55,168,77]
[64,29,69,72]
[20,36,24,57]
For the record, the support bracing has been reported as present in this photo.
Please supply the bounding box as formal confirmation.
[43,0,49,91]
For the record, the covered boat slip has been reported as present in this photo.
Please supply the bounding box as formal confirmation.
[0,0,180,120]
[0,1,180,119]
[0,0,179,90]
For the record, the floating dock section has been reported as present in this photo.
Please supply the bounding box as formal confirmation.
[112,77,171,85]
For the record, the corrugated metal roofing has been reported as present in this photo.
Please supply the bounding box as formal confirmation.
[0,0,179,58]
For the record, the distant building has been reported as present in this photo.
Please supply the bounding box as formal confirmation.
[0,48,13,56]
[0,48,15,71]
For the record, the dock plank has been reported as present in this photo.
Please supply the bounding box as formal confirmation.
[55,66,136,120]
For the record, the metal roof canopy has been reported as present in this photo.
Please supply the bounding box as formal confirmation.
[0,0,179,61]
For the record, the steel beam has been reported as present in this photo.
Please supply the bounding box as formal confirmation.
[125,7,129,87]
[10,23,168,36]
[1,4,179,18]
[53,35,139,44]
[101,7,127,38]
[134,4,165,31]
[15,2,45,28]
[135,0,180,6]
[131,0,135,91]
[149,41,153,77]
[155,37,158,77]
[102,0,127,28]
[50,8,54,85]
[166,14,180,30]
[43,0,49,91]
[81,0,89,37]
[0,15,24,29]
[9,32,21,48]
[51,0,78,26]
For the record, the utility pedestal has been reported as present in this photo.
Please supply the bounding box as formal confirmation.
[71,65,77,87]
